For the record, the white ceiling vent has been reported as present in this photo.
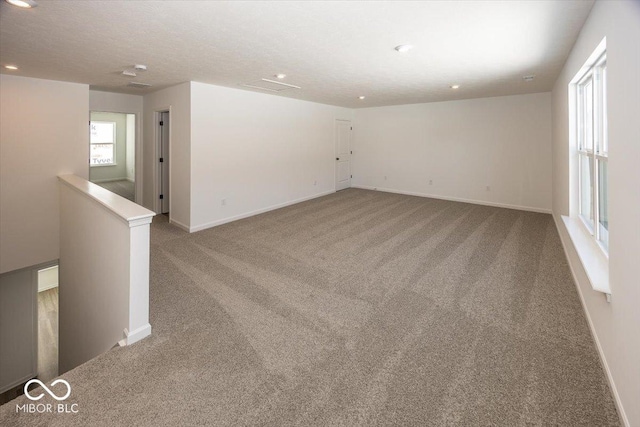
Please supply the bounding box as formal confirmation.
[242,78,300,92]
[127,81,152,88]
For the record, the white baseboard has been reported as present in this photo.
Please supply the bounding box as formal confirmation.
[169,217,190,232]
[119,323,151,347]
[91,177,129,183]
[189,190,336,233]
[351,185,552,214]
[552,214,629,427]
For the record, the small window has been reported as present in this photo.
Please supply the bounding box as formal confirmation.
[90,121,116,166]
[575,51,608,251]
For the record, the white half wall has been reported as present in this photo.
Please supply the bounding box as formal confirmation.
[189,82,352,231]
[352,93,552,212]
[58,175,154,373]
[143,83,191,228]
[0,75,89,274]
[551,1,640,426]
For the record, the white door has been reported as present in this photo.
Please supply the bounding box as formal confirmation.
[159,112,170,214]
[335,120,352,191]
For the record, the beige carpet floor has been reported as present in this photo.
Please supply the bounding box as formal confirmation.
[0,189,620,426]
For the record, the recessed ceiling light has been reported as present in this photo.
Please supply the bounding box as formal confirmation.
[394,44,414,53]
[358,96,366,100]
[5,0,37,8]
[450,84,460,89]
[4,65,18,70]
[523,75,535,82]
[275,74,286,79]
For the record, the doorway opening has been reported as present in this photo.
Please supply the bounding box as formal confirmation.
[89,111,137,202]
[157,111,170,215]
[36,265,58,384]
[0,261,59,405]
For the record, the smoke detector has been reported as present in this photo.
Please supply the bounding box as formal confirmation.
[523,75,535,82]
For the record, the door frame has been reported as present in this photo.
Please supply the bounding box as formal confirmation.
[153,108,171,216]
[88,110,143,205]
[335,119,352,191]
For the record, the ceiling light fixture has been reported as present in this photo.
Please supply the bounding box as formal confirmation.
[275,74,286,79]
[4,65,18,70]
[394,44,413,53]
[450,84,460,89]
[5,0,37,8]
[134,64,147,72]
[122,70,137,77]
[358,96,366,100]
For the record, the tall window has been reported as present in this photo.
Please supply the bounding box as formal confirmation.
[576,51,608,252]
[90,121,116,166]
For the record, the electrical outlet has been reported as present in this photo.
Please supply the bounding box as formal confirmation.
[221,198,227,206]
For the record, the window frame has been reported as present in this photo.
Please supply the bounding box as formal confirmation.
[575,51,608,254]
[89,120,117,167]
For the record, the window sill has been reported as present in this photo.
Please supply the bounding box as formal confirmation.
[561,215,610,296]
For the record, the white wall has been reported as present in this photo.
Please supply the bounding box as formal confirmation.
[126,114,136,181]
[352,93,552,212]
[0,267,37,393]
[189,82,352,231]
[89,111,127,182]
[89,90,143,114]
[143,83,191,228]
[37,265,59,292]
[0,75,89,274]
[89,90,143,202]
[551,1,640,426]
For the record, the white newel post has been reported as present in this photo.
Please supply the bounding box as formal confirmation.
[122,218,153,346]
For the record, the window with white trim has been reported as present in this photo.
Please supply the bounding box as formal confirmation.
[575,51,608,252]
[90,121,116,166]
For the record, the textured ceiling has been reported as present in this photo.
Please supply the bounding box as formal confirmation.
[0,0,594,108]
